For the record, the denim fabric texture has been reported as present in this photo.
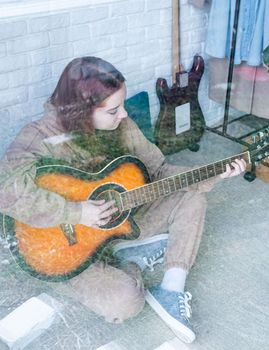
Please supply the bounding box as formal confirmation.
[206,0,269,66]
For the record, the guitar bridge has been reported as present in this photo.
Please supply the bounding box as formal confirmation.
[60,223,77,246]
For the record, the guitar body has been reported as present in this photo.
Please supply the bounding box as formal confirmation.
[154,55,206,155]
[2,156,149,281]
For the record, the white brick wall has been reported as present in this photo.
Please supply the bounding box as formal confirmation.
[0,0,220,156]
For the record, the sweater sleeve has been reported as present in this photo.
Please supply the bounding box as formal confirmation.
[0,124,82,228]
[121,117,222,193]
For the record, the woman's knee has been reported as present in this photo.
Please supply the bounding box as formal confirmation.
[102,277,145,323]
[191,191,207,206]
[180,191,207,210]
[68,263,145,323]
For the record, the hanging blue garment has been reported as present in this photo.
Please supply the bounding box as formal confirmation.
[264,0,269,50]
[205,0,269,66]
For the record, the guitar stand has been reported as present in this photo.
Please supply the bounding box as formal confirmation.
[205,0,269,182]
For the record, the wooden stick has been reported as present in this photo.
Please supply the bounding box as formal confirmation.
[172,0,179,83]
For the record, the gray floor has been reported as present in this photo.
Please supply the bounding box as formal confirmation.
[0,130,268,350]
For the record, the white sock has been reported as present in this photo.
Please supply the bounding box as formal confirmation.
[161,267,187,293]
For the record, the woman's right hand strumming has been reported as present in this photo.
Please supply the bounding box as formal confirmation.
[80,199,118,228]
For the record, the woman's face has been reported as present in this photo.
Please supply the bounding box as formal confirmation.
[91,84,128,130]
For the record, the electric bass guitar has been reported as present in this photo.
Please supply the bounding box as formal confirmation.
[1,133,269,281]
[154,0,205,155]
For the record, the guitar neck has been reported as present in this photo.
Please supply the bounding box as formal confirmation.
[121,151,250,210]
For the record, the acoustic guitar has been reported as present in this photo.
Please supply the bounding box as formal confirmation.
[154,0,205,155]
[1,131,269,281]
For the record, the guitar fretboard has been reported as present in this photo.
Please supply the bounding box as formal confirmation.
[120,151,250,210]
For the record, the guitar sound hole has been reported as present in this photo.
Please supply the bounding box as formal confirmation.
[95,190,122,222]
[90,183,130,229]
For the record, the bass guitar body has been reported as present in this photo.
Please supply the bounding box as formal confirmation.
[154,55,205,155]
[1,156,149,281]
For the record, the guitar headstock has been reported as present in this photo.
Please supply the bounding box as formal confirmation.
[248,128,269,164]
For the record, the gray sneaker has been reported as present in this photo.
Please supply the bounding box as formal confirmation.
[145,285,195,343]
[113,234,168,271]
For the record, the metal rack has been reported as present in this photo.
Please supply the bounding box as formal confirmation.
[205,0,269,180]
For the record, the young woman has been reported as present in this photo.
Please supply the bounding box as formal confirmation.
[0,57,246,343]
